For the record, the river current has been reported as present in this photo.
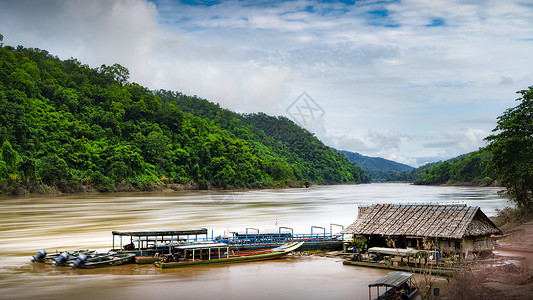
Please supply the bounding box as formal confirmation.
[0,183,511,299]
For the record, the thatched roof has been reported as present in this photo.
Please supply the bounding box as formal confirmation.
[341,204,501,239]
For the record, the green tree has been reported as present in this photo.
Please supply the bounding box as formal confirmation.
[38,154,70,186]
[98,63,129,86]
[1,140,18,170]
[485,86,533,209]
[0,160,7,179]
[9,68,37,98]
[269,161,294,181]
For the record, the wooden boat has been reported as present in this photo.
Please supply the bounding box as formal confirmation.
[343,246,456,277]
[70,252,135,269]
[368,272,418,300]
[134,241,290,264]
[31,249,96,266]
[156,242,303,269]
[343,260,455,277]
[135,244,286,264]
[134,241,230,264]
[136,255,163,264]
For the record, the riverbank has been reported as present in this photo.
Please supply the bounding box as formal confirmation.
[413,179,503,188]
[2,177,504,198]
[487,210,533,297]
[0,179,316,197]
[445,210,533,299]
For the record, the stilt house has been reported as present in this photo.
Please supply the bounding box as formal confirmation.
[341,204,502,253]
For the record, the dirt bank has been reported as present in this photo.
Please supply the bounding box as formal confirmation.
[447,212,533,299]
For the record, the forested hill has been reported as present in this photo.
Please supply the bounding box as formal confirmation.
[337,150,413,182]
[411,149,493,186]
[155,91,370,184]
[338,147,492,185]
[364,149,493,184]
[0,42,369,195]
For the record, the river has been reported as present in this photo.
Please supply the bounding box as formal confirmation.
[0,183,511,300]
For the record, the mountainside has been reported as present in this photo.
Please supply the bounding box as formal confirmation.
[0,43,368,195]
[337,150,413,182]
[377,149,493,184]
[412,149,493,186]
[155,91,370,185]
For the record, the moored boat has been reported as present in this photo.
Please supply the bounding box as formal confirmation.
[70,252,136,269]
[342,260,455,277]
[342,247,457,277]
[368,272,418,300]
[156,241,303,269]
[135,255,163,264]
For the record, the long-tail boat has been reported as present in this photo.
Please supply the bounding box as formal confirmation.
[70,252,135,269]
[155,241,303,269]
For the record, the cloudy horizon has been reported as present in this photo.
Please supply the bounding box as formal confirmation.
[1,0,532,166]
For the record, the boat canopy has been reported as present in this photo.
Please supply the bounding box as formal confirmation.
[368,272,413,288]
[176,243,228,250]
[368,247,419,257]
[112,229,208,236]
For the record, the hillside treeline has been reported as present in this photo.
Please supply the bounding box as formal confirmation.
[403,149,493,185]
[0,41,369,195]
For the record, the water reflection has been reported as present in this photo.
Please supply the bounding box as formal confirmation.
[0,183,511,299]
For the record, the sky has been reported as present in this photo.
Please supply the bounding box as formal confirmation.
[1,0,532,166]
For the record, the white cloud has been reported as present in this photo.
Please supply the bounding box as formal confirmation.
[423,128,490,156]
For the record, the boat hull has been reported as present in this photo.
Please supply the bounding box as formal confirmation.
[157,251,287,268]
[135,256,163,264]
[343,260,455,277]
[156,242,303,269]
[75,253,136,269]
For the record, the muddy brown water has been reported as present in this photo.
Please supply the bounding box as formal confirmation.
[0,183,510,300]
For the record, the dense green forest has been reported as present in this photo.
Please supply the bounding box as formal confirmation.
[0,39,369,195]
[407,149,493,185]
[485,86,533,209]
[154,92,370,185]
[337,150,413,182]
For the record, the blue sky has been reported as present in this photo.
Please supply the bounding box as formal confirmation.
[1,0,532,166]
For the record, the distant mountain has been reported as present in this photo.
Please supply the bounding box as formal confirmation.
[337,150,414,182]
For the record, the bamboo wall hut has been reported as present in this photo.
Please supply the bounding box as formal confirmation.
[341,204,502,253]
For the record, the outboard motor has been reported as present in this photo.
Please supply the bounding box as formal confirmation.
[70,253,87,269]
[53,252,69,266]
[77,253,87,264]
[32,249,47,263]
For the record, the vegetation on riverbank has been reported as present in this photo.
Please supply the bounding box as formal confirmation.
[412,85,533,211]
[411,149,494,186]
[0,39,369,195]
[485,86,533,210]
[376,149,495,186]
